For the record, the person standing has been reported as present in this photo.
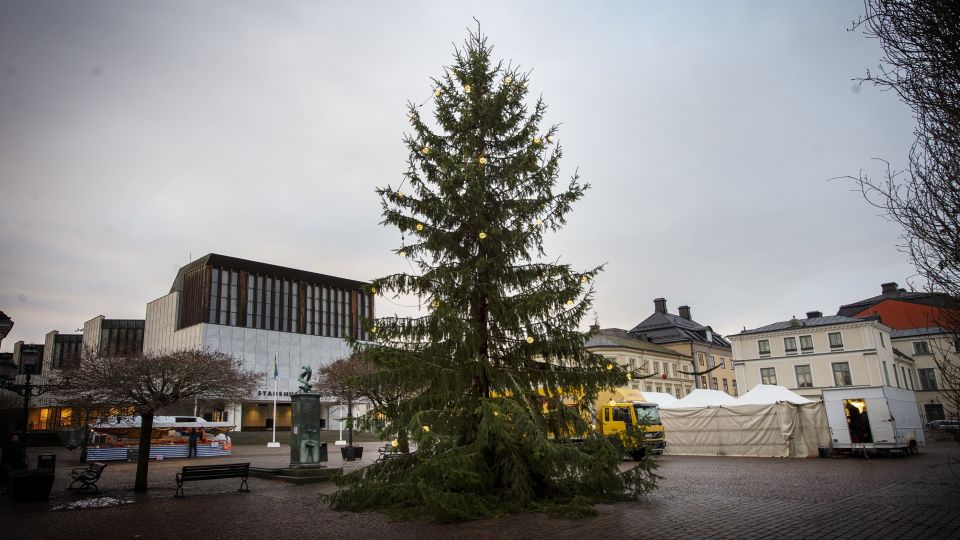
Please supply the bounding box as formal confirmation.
[1,433,27,490]
[187,429,199,458]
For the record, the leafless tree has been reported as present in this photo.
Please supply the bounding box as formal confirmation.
[64,349,261,492]
[850,0,960,404]
[314,350,422,452]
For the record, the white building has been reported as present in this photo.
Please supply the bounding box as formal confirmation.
[729,311,917,401]
[143,254,375,431]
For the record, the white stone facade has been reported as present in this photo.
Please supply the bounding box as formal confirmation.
[144,291,364,431]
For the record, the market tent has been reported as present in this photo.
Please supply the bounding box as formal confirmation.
[661,388,737,409]
[639,391,680,407]
[734,384,813,405]
[660,402,830,458]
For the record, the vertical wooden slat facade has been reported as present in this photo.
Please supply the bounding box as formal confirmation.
[174,256,372,341]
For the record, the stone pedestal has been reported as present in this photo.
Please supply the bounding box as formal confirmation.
[290,393,327,467]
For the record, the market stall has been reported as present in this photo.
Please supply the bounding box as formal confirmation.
[86,416,234,461]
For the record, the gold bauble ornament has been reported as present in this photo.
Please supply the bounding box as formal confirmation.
[533,136,541,145]
[523,80,529,88]
[422,425,430,432]
[399,250,407,258]
[397,190,404,199]
[533,218,543,227]
[391,439,399,448]
[547,135,554,143]
[504,76,513,85]
[478,231,487,239]
[370,326,378,334]
[434,89,441,97]
[478,156,487,165]
[421,147,430,156]
[431,300,440,308]
[606,363,614,370]
[370,286,378,294]
[627,373,633,381]
[463,84,471,93]
[493,411,500,417]
[416,223,424,231]
[526,336,535,344]
[580,275,589,284]
[565,299,574,307]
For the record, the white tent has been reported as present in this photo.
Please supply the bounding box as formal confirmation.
[661,388,737,409]
[659,385,830,458]
[734,384,813,405]
[639,391,680,407]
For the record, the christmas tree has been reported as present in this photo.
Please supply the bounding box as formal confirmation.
[327,29,658,522]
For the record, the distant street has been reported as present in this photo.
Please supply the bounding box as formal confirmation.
[3,438,960,539]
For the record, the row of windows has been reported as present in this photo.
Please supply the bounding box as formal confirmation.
[696,353,732,369]
[758,333,842,357]
[206,266,374,340]
[881,360,918,391]
[759,362,852,388]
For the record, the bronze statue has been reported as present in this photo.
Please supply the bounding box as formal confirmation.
[297,365,313,393]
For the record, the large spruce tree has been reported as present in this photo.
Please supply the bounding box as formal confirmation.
[328,30,657,522]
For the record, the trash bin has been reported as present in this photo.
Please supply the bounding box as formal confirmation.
[36,454,56,471]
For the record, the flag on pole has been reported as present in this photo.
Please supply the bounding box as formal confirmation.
[273,353,279,381]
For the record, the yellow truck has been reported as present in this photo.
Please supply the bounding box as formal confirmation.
[593,387,666,459]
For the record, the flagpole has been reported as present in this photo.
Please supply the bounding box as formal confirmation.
[267,352,280,448]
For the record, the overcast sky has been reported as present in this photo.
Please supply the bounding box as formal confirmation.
[0,0,918,352]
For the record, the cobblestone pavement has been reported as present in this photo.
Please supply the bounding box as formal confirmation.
[2,440,959,539]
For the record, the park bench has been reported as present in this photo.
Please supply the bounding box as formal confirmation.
[68,462,108,494]
[376,444,414,463]
[175,462,250,498]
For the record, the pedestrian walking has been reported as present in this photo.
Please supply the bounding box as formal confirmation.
[188,429,199,458]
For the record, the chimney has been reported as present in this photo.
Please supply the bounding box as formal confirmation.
[654,298,667,314]
[881,282,899,296]
[678,305,691,320]
[806,311,822,319]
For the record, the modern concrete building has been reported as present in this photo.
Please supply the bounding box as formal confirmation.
[729,312,917,402]
[143,254,375,431]
[629,298,739,396]
[589,328,695,398]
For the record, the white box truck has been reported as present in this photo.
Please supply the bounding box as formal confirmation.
[822,386,926,455]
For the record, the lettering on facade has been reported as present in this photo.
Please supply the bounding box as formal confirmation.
[257,390,294,397]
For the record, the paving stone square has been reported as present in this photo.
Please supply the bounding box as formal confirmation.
[2,439,959,539]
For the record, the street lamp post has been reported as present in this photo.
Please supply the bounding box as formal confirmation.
[0,372,65,454]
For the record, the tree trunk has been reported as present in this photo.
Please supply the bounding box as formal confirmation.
[347,397,354,448]
[134,412,154,492]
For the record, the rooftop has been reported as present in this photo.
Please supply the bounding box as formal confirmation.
[628,298,731,348]
[586,330,688,359]
[733,314,875,336]
[837,282,959,317]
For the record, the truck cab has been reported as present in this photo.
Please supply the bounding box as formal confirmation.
[596,388,666,458]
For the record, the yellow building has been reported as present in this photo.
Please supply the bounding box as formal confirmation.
[628,299,739,396]
[588,328,695,398]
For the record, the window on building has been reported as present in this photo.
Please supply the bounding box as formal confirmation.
[784,336,797,354]
[903,367,912,390]
[828,332,843,350]
[795,365,813,388]
[723,379,729,393]
[707,356,715,368]
[832,362,852,386]
[918,368,938,391]
[893,364,901,387]
[700,375,707,388]
[698,353,705,366]
[760,367,777,385]
[882,361,890,386]
[732,380,738,396]
[913,341,931,355]
[711,377,718,390]
[925,403,945,422]
[799,335,814,354]
[879,333,885,347]
[758,340,771,357]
